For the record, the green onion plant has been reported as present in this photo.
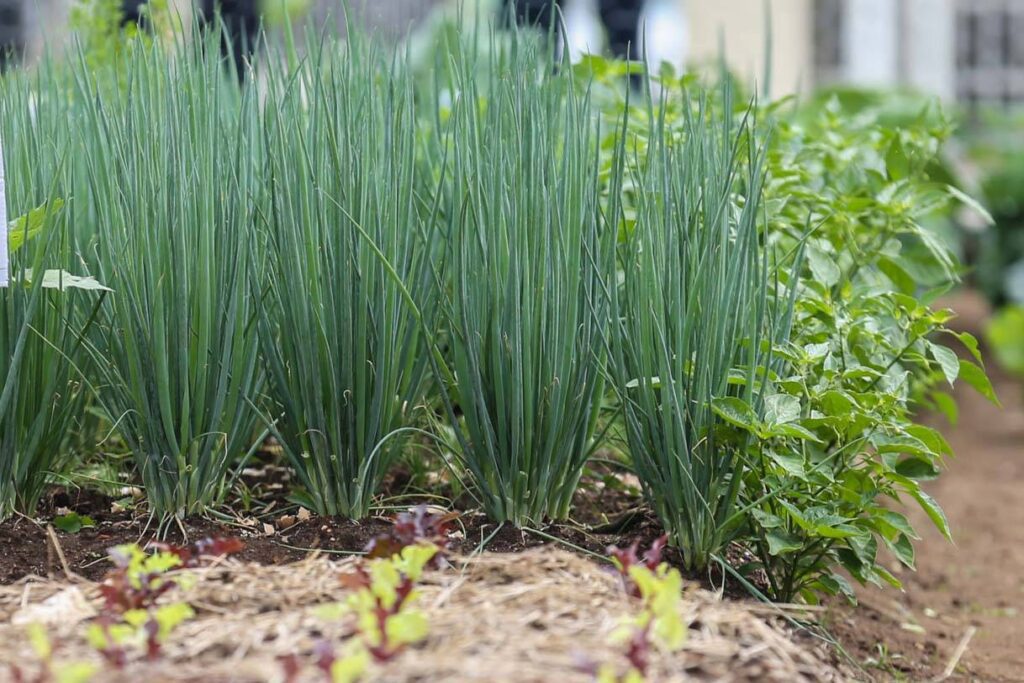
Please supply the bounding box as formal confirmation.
[436,39,617,525]
[256,40,442,517]
[608,83,778,570]
[72,42,263,518]
[0,70,104,518]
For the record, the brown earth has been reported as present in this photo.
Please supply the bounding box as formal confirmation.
[0,467,669,585]
[829,291,1024,682]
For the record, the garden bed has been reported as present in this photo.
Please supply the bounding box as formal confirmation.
[0,549,846,682]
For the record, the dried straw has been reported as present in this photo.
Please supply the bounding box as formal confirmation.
[0,549,849,682]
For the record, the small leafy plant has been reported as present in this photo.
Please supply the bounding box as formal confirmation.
[335,544,437,663]
[52,513,96,534]
[581,547,687,683]
[83,540,236,666]
[607,535,668,598]
[8,624,97,683]
[365,505,456,566]
[87,602,195,667]
[305,543,436,681]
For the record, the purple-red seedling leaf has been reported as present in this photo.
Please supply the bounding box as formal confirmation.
[150,536,245,568]
[624,622,653,676]
[643,535,668,567]
[277,654,302,683]
[338,566,372,591]
[313,640,337,677]
[363,536,404,561]
[607,534,669,598]
[365,505,456,566]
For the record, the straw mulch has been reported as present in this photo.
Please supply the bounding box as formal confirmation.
[0,547,850,682]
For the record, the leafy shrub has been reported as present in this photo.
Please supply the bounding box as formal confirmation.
[735,93,997,602]
[580,59,993,598]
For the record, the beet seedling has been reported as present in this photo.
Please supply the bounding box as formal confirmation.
[84,541,216,667]
[314,542,437,678]
[340,544,436,662]
[364,505,456,567]
[8,624,97,683]
[607,535,668,598]
[586,543,686,682]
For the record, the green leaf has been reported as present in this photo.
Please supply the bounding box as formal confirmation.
[884,533,916,569]
[813,523,861,539]
[878,256,916,295]
[886,138,909,180]
[927,341,959,386]
[766,529,803,556]
[930,390,958,426]
[876,509,920,540]
[873,563,903,589]
[818,390,856,417]
[910,489,952,542]
[53,512,95,534]
[764,393,801,425]
[21,269,112,292]
[767,450,806,477]
[958,359,999,406]
[947,184,994,226]
[751,508,785,529]
[818,573,856,602]
[711,397,759,432]
[894,456,940,480]
[953,330,984,364]
[8,199,65,253]
[771,422,826,443]
[807,244,841,288]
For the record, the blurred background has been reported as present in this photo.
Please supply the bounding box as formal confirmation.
[2,0,1022,105]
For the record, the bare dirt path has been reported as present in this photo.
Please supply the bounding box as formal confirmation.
[831,291,1024,682]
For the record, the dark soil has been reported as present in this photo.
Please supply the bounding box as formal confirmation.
[827,290,1024,682]
[0,463,673,585]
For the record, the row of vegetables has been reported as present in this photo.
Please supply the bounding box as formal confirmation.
[0,18,997,604]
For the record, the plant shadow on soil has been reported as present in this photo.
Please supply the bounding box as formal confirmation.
[1,293,1020,682]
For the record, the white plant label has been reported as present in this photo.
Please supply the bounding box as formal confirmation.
[0,141,7,287]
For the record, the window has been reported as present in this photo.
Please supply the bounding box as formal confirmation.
[956,0,1024,105]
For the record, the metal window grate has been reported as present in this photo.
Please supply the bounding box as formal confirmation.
[956,0,1024,105]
